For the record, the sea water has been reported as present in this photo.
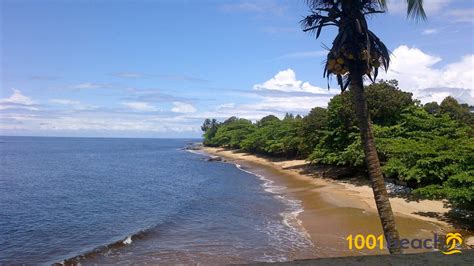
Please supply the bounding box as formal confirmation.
[0,136,312,264]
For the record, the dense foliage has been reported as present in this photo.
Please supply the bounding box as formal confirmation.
[202,81,474,210]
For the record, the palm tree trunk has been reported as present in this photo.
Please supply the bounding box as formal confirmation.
[349,68,402,254]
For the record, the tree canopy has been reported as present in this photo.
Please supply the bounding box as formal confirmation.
[201,80,474,210]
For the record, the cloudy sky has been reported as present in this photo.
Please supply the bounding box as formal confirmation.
[1,0,473,138]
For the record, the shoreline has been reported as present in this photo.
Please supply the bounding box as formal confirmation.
[200,146,473,257]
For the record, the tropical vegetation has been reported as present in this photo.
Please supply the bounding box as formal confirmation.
[201,80,474,212]
[297,0,428,254]
[205,0,472,254]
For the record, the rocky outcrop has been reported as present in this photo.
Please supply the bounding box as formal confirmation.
[207,156,222,162]
[184,142,203,151]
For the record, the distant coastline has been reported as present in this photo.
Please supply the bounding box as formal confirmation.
[199,146,474,254]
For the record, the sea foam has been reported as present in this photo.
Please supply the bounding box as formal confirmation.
[234,162,314,260]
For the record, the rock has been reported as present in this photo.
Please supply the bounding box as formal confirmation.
[207,156,222,162]
[186,146,200,150]
[386,182,412,195]
[184,143,203,150]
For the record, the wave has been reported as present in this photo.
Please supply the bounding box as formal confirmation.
[57,227,155,265]
[59,150,312,264]
[185,149,206,156]
[233,163,314,254]
[183,147,213,157]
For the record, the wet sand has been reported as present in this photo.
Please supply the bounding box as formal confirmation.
[202,147,473,258]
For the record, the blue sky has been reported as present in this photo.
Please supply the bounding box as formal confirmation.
[1,0,473,137]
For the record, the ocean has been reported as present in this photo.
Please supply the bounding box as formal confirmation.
[0,136,313,264]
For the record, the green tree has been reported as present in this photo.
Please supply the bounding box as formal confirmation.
[284,113,295,120]
[326,80,414,130]
[223,116,239,125]
[309,80,415,166]
[201,91,474,209]
[201,118,220,146]
[423,101,440,115]
[440,96,473,126]
[212,118,256,149]
[365,80,414,126]
[257,115,280,127]
[302,0,426,254]
[242,118,302,157]
[298,107,329,156]
[375,107,474,209]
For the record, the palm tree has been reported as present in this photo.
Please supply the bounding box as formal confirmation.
[301,0,425,254]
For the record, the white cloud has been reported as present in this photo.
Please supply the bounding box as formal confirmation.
[71,82,109,89]
[50,99,97,110]
[171,102,197,113]
[122,101,158,112]
[423,0,451,13]
[388,0,450,15]
[50,99,80,105]
[216,103,236,110]
[212,57,473,123]
[0,102,205,136]
[0,112,199,135]
[0,89,35,105]
[196,94,334,122]
[0,89,37,110]
[112,72,145,78]
[40,117,161,131]
[247,95,331,113]
[378,45,474,104]
[191,69,337,121]
[253,68,330,94]
[446,8,474,22]
[422,28,438,35]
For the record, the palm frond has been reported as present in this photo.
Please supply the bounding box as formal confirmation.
[406,0,427,20]
[302,0,404,91]
[377,0,388,9]
[367,30,390,70]
[301,16,338,37]
[304,0,336,10]
[369,0,388,11]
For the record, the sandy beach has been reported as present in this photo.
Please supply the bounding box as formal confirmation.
[201,147,473,258]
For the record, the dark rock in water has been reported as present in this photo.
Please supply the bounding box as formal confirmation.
[184,143,203,151]
[207,156,222,162]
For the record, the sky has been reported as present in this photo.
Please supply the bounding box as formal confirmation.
[1,0,473,138]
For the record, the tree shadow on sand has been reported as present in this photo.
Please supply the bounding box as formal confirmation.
[283,161,474,232]
[212,148,474,232]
